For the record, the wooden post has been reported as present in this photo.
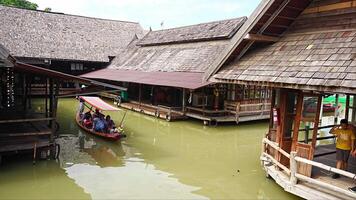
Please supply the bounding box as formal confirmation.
[182,88,186,112]
[138,84,142,106]
[269,89,276,129]
[290,151,297,185]
[352,95,356,123]
[291,92,303,151]
[334,94,339,124]
[23,74,27,111]
[311,95,323,154]
[45,78,48,117]
[345,94,350,121]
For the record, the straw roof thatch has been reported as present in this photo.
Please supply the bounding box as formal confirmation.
[212,0,356,94]
[0,5,145,62]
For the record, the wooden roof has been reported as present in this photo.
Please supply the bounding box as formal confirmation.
[213,0,356,94]
[137,17,246,46]
[107,17,247,73]
[82,17,246,89]
[0,5,145,63]
[204,0,312,80]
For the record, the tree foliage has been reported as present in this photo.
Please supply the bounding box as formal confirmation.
[0,0,38,10]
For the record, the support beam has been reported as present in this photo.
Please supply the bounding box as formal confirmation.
[244,33,279,42]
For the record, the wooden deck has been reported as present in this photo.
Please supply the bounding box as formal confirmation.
[0,121,53,154]
[262,141,356,200]
[120,101,186,121]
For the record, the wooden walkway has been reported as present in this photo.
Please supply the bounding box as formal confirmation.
[312,144,356,193]
[0,120,53,154]
[120,101,186,121]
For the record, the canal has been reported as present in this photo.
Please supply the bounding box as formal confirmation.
[0,98,299,199]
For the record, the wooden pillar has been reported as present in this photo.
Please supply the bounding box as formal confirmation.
[23,74,27,111]
[182,88,186,112]
[269,89,276,129]
[352,95,356,123]
[291,92,303,151]
[334,94,339,124]
[138,84,142,105]
[311,95,323,152]
[45,78,49,117]
[345,94,350,121]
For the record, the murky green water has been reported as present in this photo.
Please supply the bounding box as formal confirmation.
[0,98,300,200]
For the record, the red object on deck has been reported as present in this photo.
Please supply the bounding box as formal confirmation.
[81,69,211,90]
[80,96,119,111]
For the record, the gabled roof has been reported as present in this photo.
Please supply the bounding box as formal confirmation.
[0,5,145,62]
[213,0,356,94]
[82,17,246,89]
[137,17,247,46]
[204,0,312,80]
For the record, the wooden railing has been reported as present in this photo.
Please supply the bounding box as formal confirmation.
[262,137,356,199]
[225,101,271,123]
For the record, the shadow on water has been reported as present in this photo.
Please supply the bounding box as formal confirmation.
[0,98,301,200]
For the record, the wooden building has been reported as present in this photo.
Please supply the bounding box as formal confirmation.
[83,17,271,125]
[0,5,145,92]
[0,44,123,164]
[207,0,356,199]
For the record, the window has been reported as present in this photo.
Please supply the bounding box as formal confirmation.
[70,63,84,71]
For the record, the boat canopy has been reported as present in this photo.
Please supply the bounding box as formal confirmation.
[79,96,119,111]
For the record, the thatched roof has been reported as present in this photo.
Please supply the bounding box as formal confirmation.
[82,17,246,89]
[213,0,356,94]
[0,5,145,62]
[137,17,246,46]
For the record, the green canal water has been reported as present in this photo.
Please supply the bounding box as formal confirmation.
[0,98,300,200]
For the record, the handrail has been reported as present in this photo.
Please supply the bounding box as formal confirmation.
[263,138,290,159]
[294,156,356,180]
[262,137,356,199]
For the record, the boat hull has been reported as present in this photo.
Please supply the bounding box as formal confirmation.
[75,114,124,141]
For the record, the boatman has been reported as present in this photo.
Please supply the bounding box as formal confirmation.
[329,119,355,179]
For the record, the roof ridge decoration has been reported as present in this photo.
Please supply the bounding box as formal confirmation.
[136,17,247,46]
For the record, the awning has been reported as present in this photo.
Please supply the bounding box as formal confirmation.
[14,62,126,91]
[81,69,211,90]
[79,96,119,111]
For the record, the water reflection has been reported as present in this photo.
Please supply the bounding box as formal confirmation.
[0,98,300,200]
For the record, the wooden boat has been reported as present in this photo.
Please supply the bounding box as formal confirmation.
[76,96,126,141]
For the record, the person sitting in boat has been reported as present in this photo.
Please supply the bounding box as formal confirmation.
[83,111,93,128]
[93,108,105,119]
[105,115,116,133]
[93,115,106,133]
[329,119,355,179]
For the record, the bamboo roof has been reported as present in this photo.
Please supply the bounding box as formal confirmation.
[0,5,145,62]
[213,0,356,93]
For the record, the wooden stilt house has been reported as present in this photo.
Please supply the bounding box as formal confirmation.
[0,44,123,164]
[207,0,356,199]
[83,17,271,125]
[0,5,144,94]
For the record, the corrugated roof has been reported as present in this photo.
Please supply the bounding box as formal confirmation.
[0,5,145,62]
[82,69,210,89]
[137,17,247,46]
[214,1,356,93]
